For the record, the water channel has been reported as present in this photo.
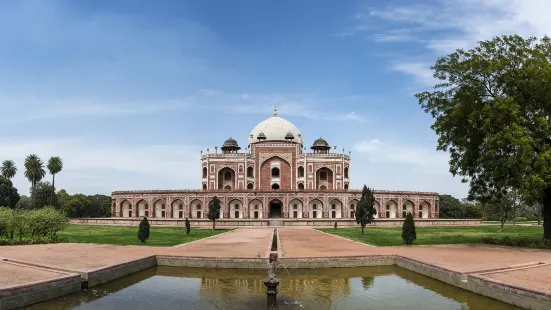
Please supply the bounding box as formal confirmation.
[25,265,520,310]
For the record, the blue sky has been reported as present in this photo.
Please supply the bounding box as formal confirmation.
[2,0,549,197]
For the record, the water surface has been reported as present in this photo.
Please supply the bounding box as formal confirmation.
[26,266,520,310]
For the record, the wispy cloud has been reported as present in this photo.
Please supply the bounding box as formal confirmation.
[1,138,202,195]
[348,0,551,86]
[354,138,450,174]
[192,89,365,121]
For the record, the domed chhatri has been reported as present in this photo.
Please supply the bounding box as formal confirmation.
[249,107,303,145]
[284,132,295,141]
[311,137,331,153]
[221,137,241,153]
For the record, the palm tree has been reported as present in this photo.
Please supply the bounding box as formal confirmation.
[47,156,63,206]
[24,154,46,209]
[1,160,17,208]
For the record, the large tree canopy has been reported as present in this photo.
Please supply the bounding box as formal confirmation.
[416,35,551,238]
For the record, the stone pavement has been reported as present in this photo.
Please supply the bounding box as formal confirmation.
[2,227,551,300]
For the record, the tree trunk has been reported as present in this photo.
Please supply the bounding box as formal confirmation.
[7,185,11,208]
[499,220,505,232]
[361,224,365,235]
[543,187,551,239]
[213,220,216,230]
[50,174,55,206]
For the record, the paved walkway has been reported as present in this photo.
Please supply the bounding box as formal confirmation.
[2,227,551,299]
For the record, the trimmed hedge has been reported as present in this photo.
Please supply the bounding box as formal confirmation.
[480,235,551,249]
[0,206,68,245]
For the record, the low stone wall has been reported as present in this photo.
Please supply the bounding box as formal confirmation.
[278,255,395,268]
[395,256,551,310]
[70,218,483,227]
[86,256,157,288]
[0,274,81,309]
[156,256,268,269]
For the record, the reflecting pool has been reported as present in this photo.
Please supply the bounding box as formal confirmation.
[26,265,520,310]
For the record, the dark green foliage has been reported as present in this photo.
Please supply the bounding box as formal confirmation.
[138,217,150,243]
[402,212,416,245]
[438,195,482,219]
[355,185,377,235]
[15,195,31,209]
[0,177,20,208]
[62,194,92,218]
[30,182,57,209]
[208,196,221,230]
[185,218,190,234]
[480,235,551,249]
[416,35,551,239]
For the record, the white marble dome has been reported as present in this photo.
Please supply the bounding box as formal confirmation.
[249,114,303,145]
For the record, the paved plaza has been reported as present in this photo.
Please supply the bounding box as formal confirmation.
[1,227,551,306]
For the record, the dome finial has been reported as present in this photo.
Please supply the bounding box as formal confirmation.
[273,106,277,116]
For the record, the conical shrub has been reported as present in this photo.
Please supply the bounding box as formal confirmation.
[402,212,416,245]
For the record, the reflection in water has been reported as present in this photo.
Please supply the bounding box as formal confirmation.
[26,266,521,310]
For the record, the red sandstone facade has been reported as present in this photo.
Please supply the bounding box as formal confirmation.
[112,109,439,220]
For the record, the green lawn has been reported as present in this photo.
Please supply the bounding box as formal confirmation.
[58,224,229,246]
[318,225,545,246]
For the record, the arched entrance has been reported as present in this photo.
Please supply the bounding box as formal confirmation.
[269,199,283,218]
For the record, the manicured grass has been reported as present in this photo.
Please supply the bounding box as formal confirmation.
[58,224,229,246]
[318,225,544,247]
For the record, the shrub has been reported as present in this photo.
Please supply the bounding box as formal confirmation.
[0,207,68,245]
[138,217,150,243]
[185,217,190,235]
[481,235,538,248]
[402,212,416,245]
[514,217,527,222]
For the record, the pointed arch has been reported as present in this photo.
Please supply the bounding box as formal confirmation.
[348,199,359,219]
[190,199,204,219]
[402,199,415,218]
[136,199,149,217]
[288,198,303,218]
[248,199,263,219]
[385,199,398,219]
[172,199,185,219]
[120,200,132,218]
[229,199,243,219]
[329,199,343,219]
[308,199,323,218]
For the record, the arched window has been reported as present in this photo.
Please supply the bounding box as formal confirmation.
[272,183,280,190]
[344,167,349,178]
[320,171,327,180]
[224,171,232,180]
[202,167,207,178]
[247,166,254,178]
[272,167,280,177]
[234,204,240,209]
[297,183,304,190]
[320,185,327,190]
[224,185,231,190]
[298,166,304,177]
[293,204,298,209]
[247,183,254,189]
[202,183,207,190]
[313,204,317,209]
[344,183,349,190]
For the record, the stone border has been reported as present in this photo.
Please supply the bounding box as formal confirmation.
[3,254,551,310]
[314,229,375,247]
[156,256,268,269]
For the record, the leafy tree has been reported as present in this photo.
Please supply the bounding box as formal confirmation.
[47,157,63,206]
[208,196,221,230]
[138,217,150,243]
[438,194,465,218]
[57,189,71,210]
[16,195,31,209]
[465,203,483,219]
[416,35,551,239]
[1,160,17,208]
[355,185,377,235]
[61,194,92,218]
[31,182,57,210]
[185,217,190,234]
[402,212,417,245]
[0,177,20,208]
[481,189,520,232]
[24,154,46,209]
[87,194,112,217]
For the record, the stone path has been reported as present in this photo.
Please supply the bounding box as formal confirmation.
[2,227,551,302]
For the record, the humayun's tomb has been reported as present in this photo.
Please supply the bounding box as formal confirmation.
[110,108,440,225]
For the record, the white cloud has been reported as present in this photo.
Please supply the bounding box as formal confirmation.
[1,139,201,195]
[353,0,551,86]
[354,138,450,173]
[390,62,436,87]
